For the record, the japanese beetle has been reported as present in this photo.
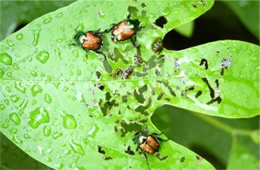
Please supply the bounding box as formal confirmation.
[105,15,142,55]
[73,31,107,59]
[111,19,140,43]
[152,38,163,53]
[133,131,167,169]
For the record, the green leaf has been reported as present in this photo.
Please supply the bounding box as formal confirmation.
[1,0,258,169]
[0,0,215,169]
[227,137,259,170]
[0,0,74,40]
[175,21,194,38]
[222,0,259,40]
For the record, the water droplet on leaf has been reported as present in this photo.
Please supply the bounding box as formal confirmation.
[0,53,12,65]
[0,104,5,110]
[31,84,43,97]
[44,94,52,104]
[32,29,41,46]
[36,51,50,64]
[12,135,23,144]
[9,112,20,125]
[61,112,77,129]
[0,69,4,78]
[10,95,20,103]
[43,125,52,137]
[43,17,52,24]
[16,33,23,40]
[28,107,50,129]
[7,39,14,47]
[70,140,85,155]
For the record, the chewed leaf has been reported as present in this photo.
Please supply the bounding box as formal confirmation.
[163,40,259,118]
[1,0,258,169]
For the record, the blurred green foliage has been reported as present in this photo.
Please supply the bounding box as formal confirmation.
[152,106,259,169]
[222,0,259,40]
[0,0,74,40]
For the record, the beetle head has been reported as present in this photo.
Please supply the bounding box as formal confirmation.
[127,19,141,31]
[132,131,147,145]
[74,32,86,45]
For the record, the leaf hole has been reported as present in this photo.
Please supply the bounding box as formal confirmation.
[155,16,167,28]
[125,146,135,155]
[98,145,105,154]
[199,58,208,70]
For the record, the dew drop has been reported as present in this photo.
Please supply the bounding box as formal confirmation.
[0,104,5,110]
[16,33,23,40]
[4,99,9,105]
[56,12,63,18]
[10,95,20,103]
[12,135,23,144]
[19,98,28,111]
[72,49,79,58]
[69,140,85,155]
[0,53,13,65]
[0,69,4,78]
[12,64,19,70]
[28,107,50,129]
[44,94,52,104]
[9,112,20,125]
[61,112,77,129]
[36,50,50,64]
[32,29,41,46]
[76,23,84,31]
[6,72,12,78]
[63,86,69,92]
[163,7,171,16]
[9,128,18,134]
[43,17,52,24]
[52,131,63,139]
[1,123,8,128]
[7,39,14,47]
[31,71,38,77]
[88,125,99,138]
[31,84,43,97]
[56,38,63,43]
[43,125,51,137]
[14,82,26,93]
[24,133,31,139]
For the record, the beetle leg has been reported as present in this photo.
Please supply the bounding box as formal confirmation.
[131,36,141,57]
[142,151,151,170]
[93,51,107,60]
[102,24,116,33]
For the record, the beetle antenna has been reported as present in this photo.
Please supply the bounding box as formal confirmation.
[102,26,114,33]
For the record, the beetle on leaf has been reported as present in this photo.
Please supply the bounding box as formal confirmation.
[72,31,107,60]
[133,131,168,169]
